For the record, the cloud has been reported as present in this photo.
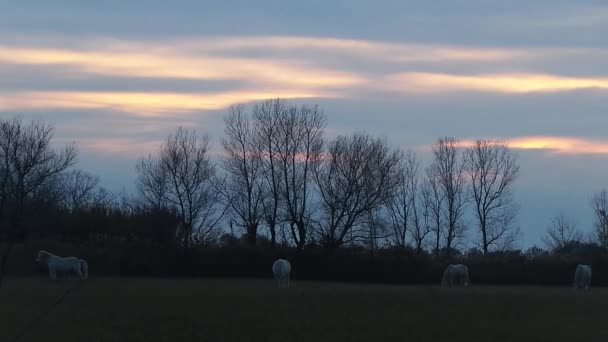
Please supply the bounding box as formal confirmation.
[459,136,608,155]
[0,45,364,88]
[385,72,608,93]
[0,34,553,95]
[0,90,337,114]
[2,35,608,117]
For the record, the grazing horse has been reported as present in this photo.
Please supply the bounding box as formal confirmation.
[573,264,592,291]
[441,264,469,287]
[272,259,291,288]
[36,251,88,280]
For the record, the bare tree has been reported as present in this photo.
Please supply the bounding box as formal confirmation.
[136,127,225,249]
[252,99,284,247]
[542,212,583,252]
[221,105,264,245]
[275,103,325,249]
[428,137,468,256]
[362,206,390,253]
[90,187,114,211]
[590,189,608,248]
[423,174,444,256]
[0,117,77,285]
[313,132,401,248]
[55,169,100,211]
[136,155,167,210]
[386,152,430,253]
[466,140,520,254]
[386,151,418,248]
[410,181,432,254]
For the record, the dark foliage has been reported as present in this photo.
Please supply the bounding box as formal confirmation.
[9,229,608,286]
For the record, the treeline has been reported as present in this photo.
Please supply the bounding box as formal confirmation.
[6,241,608,285]
[0,99,607,284]
[133,99,523,253]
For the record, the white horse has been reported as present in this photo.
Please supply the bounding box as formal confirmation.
[441,264,469,287]
[36,250,88,280]
[272,258,291,288]
[573,264,592,291]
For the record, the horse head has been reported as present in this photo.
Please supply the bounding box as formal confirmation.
[36,250,51,264]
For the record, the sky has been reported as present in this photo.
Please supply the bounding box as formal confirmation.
[1,1,607,247]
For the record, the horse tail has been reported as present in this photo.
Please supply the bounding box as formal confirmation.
[441,266,450,287]
[80,259,88,280]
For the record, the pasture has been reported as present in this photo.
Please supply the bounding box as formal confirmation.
[0,277,605,342]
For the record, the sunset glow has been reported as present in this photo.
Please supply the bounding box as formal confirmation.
[0,35,607,118]
[458,137,608,155]
[0,90,335,114]
[387,73,608,93]
[0,45,364,88]
[2,0,608,254]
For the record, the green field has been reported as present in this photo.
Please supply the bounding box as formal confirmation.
[0,277,604,342]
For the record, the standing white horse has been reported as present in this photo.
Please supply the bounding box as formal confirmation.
[441,264,469,287]
[272,259,291,288]
[573,264,592,291]
[36,251,88,280]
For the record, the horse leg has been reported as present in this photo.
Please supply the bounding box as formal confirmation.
[287,276,290,288]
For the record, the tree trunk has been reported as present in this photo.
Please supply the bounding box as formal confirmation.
[296,220,306,250]
[446,234,453,257]
[323,236,341,250]
[268,222,276,247]
[434,230,440,257]
[482,230,489,255]
[246,224,258,246]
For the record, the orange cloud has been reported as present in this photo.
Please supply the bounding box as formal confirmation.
[0,90,338,114]
[0,35,563,94]
[1,35,607,116]
[0,45,364,88]
[458,137,608,155]
[386,72,608,93]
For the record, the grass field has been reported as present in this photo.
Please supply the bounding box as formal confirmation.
[0,277,604,342]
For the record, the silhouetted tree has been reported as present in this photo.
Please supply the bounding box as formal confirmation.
[465,140,520,254]
[542,212,582,252]
[0,117,77,286]
[136,155,167,210]
[54,169,100,211]
[221,105,264,245]
[252,99,285,247]
[411,179,432,254]
[423,175,444,257]
[136,127,225,249]
[313,132,400,248]
[590,189,608,248]
[362,206,390,253]
[275,103,325,249]
[428,137,468,256]
[386,151,418,248]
